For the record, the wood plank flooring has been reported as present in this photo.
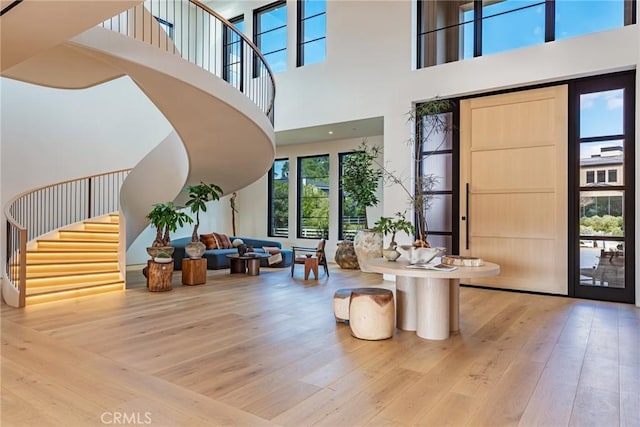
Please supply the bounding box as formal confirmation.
[2,265,639,426]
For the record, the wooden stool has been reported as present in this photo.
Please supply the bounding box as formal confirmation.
[333,288,354,323]
[304,256,319,280]
[182,258,206,285]
[349,288,395,340]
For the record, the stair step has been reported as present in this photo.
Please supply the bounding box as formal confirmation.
[26,251,118,263]
[36,240,118,251]
[26,261,119,278]
[58,230,119,241]
[109,214,119,223]
[26,271,121,288]
[26,281,125,304]
[83,222,119,232]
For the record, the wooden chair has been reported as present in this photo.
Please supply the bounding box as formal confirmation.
[291,239,329,277]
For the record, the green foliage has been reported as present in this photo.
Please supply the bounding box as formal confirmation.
[301,183,329,237]
[373,211,414,245]
[580,215,623,237]
[184,182,223,241]
[341,141,383,228]
[146,202,193,247]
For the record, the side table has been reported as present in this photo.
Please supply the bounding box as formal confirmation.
[147,260,173,292]
[304,256,319,280]
[182,258,207,285]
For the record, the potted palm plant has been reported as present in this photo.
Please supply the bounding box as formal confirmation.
[184,182,223,258]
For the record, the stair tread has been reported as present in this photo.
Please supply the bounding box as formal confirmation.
[38,239,118,243]
[26,281,125,296]
[27,260,118,266]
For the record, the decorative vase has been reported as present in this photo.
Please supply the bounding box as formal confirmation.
[353,229,383,273]
[185,241,206,259]
[382,246,401,262]
[237,244,248,256]
[334,240,359,269]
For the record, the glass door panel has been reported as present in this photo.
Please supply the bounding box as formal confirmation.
[571,72,634,304]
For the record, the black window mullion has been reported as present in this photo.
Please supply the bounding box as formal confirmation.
[473,0,482,57]
[545,0,555,42]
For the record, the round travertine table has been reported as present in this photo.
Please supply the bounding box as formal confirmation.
[364,258,500,340]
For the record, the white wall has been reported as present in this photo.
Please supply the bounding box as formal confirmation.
[0,75,172,271]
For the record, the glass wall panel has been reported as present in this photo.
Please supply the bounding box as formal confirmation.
[556,0,625,41]
[422,153,453,191]
[580,89,624,138]
[298,155,330,239]
[481,0,545,56]
[269,159,289,237]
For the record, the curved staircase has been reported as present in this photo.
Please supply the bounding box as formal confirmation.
[2,1,276,306]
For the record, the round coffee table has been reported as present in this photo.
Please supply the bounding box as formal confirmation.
[226,253,270,276]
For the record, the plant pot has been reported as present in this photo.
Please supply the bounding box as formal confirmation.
[146,246,174,259]
[353,229,383,273]
[335,240,359,269]
[185,241,206,259]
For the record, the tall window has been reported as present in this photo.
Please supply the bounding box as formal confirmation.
[254,1,287,74]
[571,71,635,303]
[338,152,366,240]
[268,159,289,237]
[417,0,635,68]
[223,16,244,90]
[298,155,330,239]
[297,0,326,66]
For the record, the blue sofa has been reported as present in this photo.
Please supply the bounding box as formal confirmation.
[171,236,293,270]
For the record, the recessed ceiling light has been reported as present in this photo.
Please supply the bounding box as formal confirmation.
[328,131,334,135]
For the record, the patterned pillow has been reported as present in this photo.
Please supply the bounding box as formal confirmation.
[200,233,217,250]
[213,232,233,249]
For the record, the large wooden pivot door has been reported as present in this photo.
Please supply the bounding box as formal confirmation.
[460,86,568,294]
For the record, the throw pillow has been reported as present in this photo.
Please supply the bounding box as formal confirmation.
[200,233,217,250]
[213,232,233,249]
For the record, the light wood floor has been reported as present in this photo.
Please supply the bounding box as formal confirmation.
[2,265,639,427]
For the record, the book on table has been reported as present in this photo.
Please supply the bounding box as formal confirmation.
[406,263,457,272]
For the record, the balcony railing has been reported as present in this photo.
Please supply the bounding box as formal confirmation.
[5,170,130,307]
[101,0,275,123]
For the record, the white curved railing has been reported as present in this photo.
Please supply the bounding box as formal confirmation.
[101,0,275,123]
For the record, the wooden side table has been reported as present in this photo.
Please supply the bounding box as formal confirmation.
[182,258,207,285]
[304,256,319,280]
[147,260,173,292]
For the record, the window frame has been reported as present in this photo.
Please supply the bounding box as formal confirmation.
[297,154,330,240]
[297,0,327,67]
[253,0,288,77]
[268,158,290,238]
[222,15,244,90]
[338,151,367,241]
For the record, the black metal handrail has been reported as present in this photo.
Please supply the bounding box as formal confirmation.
[4,169,130,307]
[101,0,276,123]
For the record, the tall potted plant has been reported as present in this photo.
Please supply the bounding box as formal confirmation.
[184,182,223,258]
[340,140,384,271]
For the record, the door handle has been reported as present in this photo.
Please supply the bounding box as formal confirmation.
[465,183,469,250]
